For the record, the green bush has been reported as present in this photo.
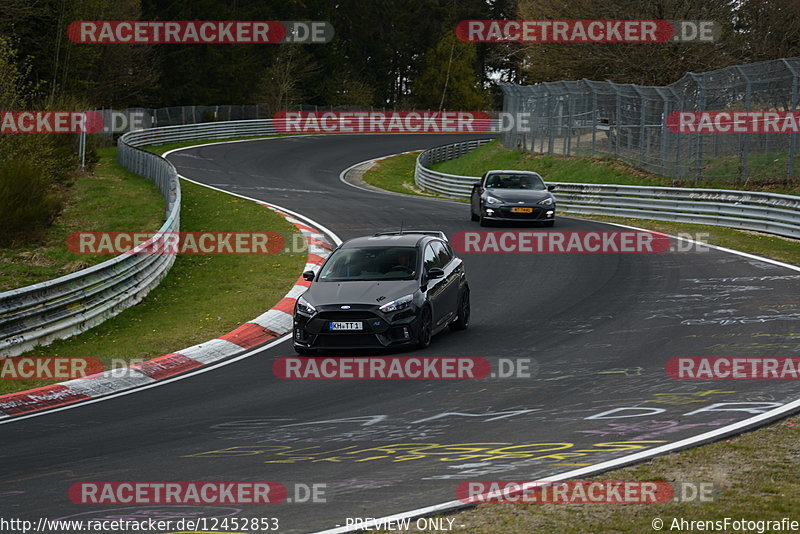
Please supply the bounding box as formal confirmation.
[0,157,62,245]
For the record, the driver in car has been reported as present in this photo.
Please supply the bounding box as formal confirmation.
[388,249,415,275]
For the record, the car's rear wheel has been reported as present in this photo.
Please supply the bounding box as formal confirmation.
[450,288,470,331]
[416,306,433,348]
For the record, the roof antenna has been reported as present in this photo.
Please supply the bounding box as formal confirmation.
[399,219,404,235]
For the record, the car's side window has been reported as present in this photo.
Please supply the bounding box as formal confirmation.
[432,241,451,268]
[423,244,438,271]
[443,242,456,263]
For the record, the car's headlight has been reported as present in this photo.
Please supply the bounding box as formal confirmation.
[379,293,414,313]
[296,295,317,315]
[538,197,554,206]
[485,195,503,205]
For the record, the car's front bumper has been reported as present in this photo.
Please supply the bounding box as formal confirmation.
[483,204,555,221]
[293,304,420,350]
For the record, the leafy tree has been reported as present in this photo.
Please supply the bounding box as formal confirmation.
[414,30,490,110]
[0,37,64,244]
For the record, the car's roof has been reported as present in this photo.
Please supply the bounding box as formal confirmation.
[341,233,437,248]
[485,169,543,176]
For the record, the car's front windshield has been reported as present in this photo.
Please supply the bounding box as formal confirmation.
[318,246,419,281]
[485,173,546,190]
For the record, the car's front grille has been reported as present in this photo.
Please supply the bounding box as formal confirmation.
[316,311,379,321]
[315,333,379,347]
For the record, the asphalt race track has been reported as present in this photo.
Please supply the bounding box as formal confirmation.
[3,134,800,533]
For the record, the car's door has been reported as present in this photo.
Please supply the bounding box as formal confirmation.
[471,172,486,215]
[423,243,447,325]
[431,240,460,327]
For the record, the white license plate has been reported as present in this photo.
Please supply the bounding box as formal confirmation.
[329,321,363,331]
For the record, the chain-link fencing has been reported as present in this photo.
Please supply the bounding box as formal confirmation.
[500,57,800,184]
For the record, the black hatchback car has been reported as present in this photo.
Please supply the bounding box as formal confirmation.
[470,170,556,226]
[293,231,469,354]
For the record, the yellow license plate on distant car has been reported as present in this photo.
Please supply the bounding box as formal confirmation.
[511,207,533,213]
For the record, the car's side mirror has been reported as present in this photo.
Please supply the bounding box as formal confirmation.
[427,268,445,279]
[302,270,316,281]
[547,184,555,191]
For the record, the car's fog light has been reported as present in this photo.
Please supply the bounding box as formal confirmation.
[486,208,494,215]
[546,210,554,217]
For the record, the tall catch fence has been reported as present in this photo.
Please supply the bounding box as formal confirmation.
[500,57,800,184]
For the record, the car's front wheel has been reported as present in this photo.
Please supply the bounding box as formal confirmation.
[416,306,433,348]
[450,288,470,331]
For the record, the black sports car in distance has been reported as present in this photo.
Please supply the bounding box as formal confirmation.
[470,170,556,226]
[293,231,469,354]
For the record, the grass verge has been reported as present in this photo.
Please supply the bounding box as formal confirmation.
[429,140,800,195]
[1,152,305,395]
[361,153,434,196]
[430,140,670,187]
[361,152,467,202]
[0,147,163,291]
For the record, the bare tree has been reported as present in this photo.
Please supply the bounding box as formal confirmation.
[257,46,320,116]
[517,0,740,86]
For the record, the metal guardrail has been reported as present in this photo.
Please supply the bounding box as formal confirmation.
[121,119,280,147]
[415,138,496,198]
[415,140,800,240]
[0,132,182,357]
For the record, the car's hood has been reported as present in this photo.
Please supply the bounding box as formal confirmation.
[305,280,419,306]
[485,189,552,203]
